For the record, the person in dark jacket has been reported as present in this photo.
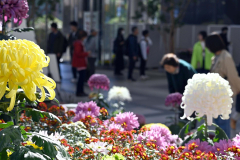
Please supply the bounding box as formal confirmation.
[220,27,230,51]
[160,53,196,118]
[126,26,139,81]
[68,21,80,83]
[72,31,90,97]
[47,23,64,79]
[114,28,125,75]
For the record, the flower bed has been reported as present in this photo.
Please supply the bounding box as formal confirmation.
[0,1,240,159]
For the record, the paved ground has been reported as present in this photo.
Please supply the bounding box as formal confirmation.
[56,63,240,137]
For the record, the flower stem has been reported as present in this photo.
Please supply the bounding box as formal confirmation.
[13,106,19,126]
[204,116,208,138]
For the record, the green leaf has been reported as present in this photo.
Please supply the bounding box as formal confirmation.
[0,148,8,160]
[10,27,34,33]
[178,117,200,139]
[20,126,32,140]
[0,126,23,152]
[31,133,70,159]
[169,124,182,135]
[25,108,61,124]
[0,121,13,129]
[10,146,51,160]
[212,123,228,142]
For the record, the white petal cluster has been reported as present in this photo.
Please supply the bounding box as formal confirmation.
[108,86,132,102]
[181,73,233,125]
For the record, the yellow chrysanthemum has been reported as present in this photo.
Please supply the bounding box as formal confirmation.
[25,141,43,150]
[0,39,56,111]
[7,150,13,157]
[143,123,170,131]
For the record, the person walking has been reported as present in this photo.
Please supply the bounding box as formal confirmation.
[139,30,152,80]
[113,28,125,75]
[68,21,80,83]
[126,26,139,81]
[160,53,196,121]
[191,31,214,73]
[206,34,240,137]
[85,29,98,79]
[47,23,65,79]
[72,31,90,97]
[220,27,230,51]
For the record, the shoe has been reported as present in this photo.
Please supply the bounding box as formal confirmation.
[128,78,136,82]
[231,118,237,130]
[76,93,88,97]
[71,78,77,83]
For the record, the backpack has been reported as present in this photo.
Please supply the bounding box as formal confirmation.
[62,36,68,53]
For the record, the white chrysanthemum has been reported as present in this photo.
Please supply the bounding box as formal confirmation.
[181,73,233,125]
[108,86,132,102]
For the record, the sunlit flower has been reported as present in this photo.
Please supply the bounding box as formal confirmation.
[73,101,100,122]
[87,141,110,155]
[108,86,132,102]
[0,40,56,111]
[88,74,110,91]
[115,112,139,131]
[181,73,233,125]
[38,130,64,143]
[137,125,179,150]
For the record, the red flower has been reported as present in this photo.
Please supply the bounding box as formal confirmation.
[165,146,176,155]
[161,154,169,160]
[24,126,31,132]
[0,119,5,124]
[100,108,108,116]
[68,146,74,156]
[188,142,198,150]
[38,102,48,111]
[60,139,68,146]
[111,146,120,153]
[82,149,93,155]
[66,110,75,117]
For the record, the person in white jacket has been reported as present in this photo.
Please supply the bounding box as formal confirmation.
[140,30,152,80]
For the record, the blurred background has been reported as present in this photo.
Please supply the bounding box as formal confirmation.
[13,0,240,68]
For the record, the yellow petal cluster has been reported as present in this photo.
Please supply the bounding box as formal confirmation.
[25,141,43,150]
[0,39,56,111]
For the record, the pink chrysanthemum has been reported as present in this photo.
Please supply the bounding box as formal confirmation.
[233,133,240,148]
[184,139,213,153]
[73,111,94,122]
[212,139,234,155]
[0,0,29,25]
[137,125,179,150]
[73,101,100,122]
[165,92,182,107]
[135,114,146,126]
[115,112,139,131]
[88,74,110,91]
[108,123,124,131]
